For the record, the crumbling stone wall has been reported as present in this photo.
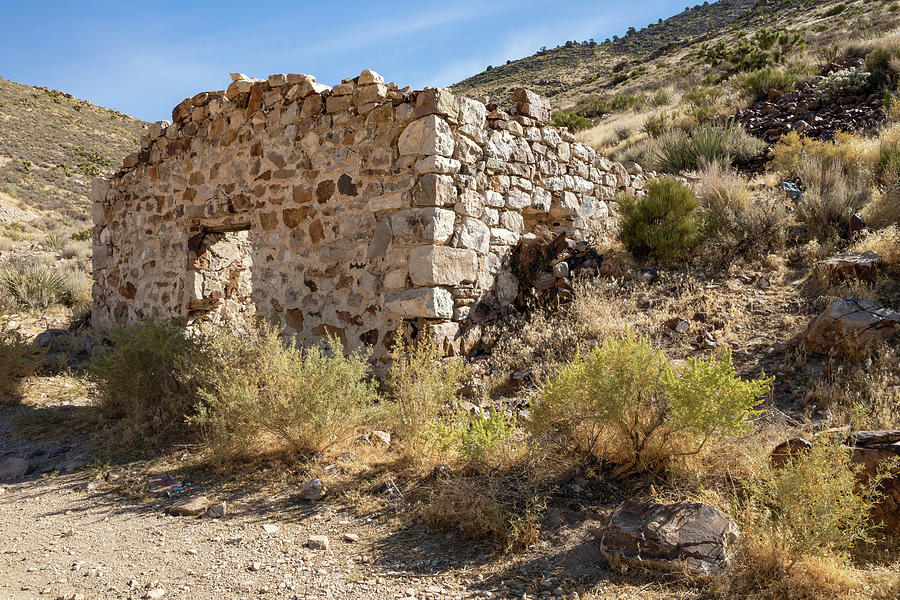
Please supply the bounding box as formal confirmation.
[92,69,646,364]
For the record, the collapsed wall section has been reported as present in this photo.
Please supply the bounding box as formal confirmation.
[92,69,647,363]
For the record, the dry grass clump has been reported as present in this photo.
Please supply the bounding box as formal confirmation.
[483,310,585,392]
[191,325,379,462]
[88,320,203,452]
[795,156,870,242]
[419,468,545,552]
[801,344,900,430]
[697,163,788,264]
[849,225,900,272]
[0,328,43,405]
[385,331,466,456]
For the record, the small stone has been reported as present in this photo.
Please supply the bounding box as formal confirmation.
[250,561,262,572]
[0,457,28,481]
[202,501,227,519]
[343,533,360,543]
[371,430,392,446]
[169,496,211,517]
[299,478,326,501]
[144,589,166,599]
[307,535,330,550]
[662,317,690,335]
[262,523,280,534]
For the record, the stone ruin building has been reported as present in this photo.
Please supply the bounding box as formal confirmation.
[91,69,647,365]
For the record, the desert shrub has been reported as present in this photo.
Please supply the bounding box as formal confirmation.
[816,67,871,103]
[654,122,764,173]
[89,320,201,448]
[649,89,671,107]
[618,177,704,264]
[740,440,888,568]
[613,138,659,166]
[879,138,900,184]
[551,111,592,133]
[737,67,797,99]
[0,329,44,405]
[698,163,788,262]
[641,112,669,138]
[862,189,900,229]
[865,48,899,90]
[824,2,847,17]
[385,331,466,452]
[191,325,378,461]
[0,264,72,310]
[701,28,805,74]
[423,410,519,470]
[532,332,771,476]
[71,227,92,242]
[769,130,879,182]
[795,156,870,241]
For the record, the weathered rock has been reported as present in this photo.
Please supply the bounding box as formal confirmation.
[662,317,690,335]
[169,496,211,517]
[371,430,392,446]
[399,114,454,157]
[816,251,882,284]
[599,499,741,576]
[299,478,326,501]
[800,297,899,354]
[196,502,225,521]
[307,535,330,550]
[0,457,28,481]
[409,246,478,286]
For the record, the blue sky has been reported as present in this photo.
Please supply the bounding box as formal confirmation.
[1,1,688,122]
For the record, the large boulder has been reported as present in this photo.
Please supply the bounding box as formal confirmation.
[816,251,881,284]
[599,499,741,576]
[800,297,899,354]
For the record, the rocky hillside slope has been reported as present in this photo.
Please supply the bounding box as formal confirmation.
[451,0,895,109]
[0,77,146,223]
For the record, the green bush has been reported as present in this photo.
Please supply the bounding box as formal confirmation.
[386,331,466,453]
[532,332,771,476]
[550,111,592,132]
[618,178,704,264]
[191,325,378,461]
[89,320,201,449]
[0,329,44,405]
[1,264,72,310]
[654,122,764,173]
[641,113,669,138]
[741,440,888,568]
[824,2,847,17]
[737,67,797,99]
[423,410,518,469]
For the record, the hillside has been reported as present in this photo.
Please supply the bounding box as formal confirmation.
[451,0,895,109]
[0,77,146,223]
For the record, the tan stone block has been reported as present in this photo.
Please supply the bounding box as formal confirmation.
[415,87,457,119]
[409,246,478,286]
[326,94,353,113]
[384,287,453,319]
[398,115,454,157]
[391,208,455,244]
[354,83,387,105]
[358,69,385,85]
[456,217,490,255]
[412,174,457,207]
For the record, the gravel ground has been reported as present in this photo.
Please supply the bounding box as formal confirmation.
[0,394,602,600]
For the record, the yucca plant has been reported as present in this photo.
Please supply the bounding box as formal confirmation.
[0,264,71,310]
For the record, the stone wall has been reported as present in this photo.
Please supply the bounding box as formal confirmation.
[92,69,646,364]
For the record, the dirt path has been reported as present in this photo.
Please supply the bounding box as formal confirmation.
[0,396,604,600]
